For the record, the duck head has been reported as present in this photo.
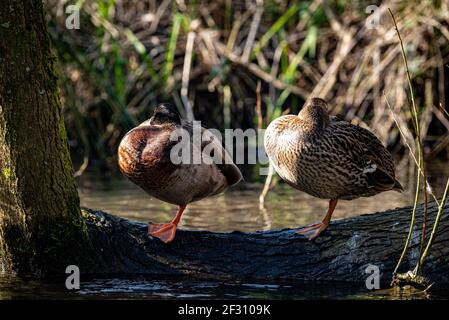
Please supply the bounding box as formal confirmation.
[309,97,328,110]
[298,97,330,131]
[149,104,182,125]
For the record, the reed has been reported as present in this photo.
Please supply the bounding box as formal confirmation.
[47,1,449,177]
[386,8,449,289]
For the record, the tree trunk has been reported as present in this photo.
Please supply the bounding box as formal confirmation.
[82,201,449,286]
[0,1,94,274]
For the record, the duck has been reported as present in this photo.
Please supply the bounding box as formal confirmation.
[118,104,242,243]
[264,97,403,240]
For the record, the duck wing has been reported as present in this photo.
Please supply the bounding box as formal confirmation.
[181,121,243,187]
[201,128,243,187]
[350,124,403,192]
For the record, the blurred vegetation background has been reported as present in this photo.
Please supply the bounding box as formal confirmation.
[46,0,449,181]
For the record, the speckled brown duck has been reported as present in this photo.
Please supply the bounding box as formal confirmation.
[118,104,242,243]
[264,97,403,240]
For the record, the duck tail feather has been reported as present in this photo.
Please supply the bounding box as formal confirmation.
[393,179,404,192]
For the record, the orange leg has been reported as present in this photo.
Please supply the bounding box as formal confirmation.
[297,199,338,240]
[148,205,186,243]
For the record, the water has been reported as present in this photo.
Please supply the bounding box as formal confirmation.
[77,160,449,232]
[1,163,448,300]
[0,275,445,300]
[77,174,412,233]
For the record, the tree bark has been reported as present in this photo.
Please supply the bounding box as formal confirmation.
[82,201,449,286]
[0,1,94,274]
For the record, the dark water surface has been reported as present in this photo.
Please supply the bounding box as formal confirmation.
[1,163,448,300]
[0,275,445,300]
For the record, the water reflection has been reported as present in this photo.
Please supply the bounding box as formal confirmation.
[78,158,449,233]
[78,174,413,232]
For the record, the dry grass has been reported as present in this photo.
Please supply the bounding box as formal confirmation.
[47,0,449,177]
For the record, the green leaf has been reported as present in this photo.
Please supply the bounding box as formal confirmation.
[251,4,299,59]
[163,13,184,84]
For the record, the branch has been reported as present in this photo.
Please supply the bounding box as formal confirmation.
[81,201,449,286]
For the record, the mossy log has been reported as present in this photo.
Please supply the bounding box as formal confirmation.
[82,201,449,286]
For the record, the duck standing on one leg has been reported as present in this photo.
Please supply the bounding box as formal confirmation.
[264,97,403,240]
[118,104,242,243]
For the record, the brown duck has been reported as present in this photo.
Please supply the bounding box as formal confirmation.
[264,97,403,240]
[118,104,242,243]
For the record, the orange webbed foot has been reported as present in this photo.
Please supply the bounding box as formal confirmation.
[297,199,337,240]
[148,205,186,243]
[148,222,178,243]
[296,222,329,240]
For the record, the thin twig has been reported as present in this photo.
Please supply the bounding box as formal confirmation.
[181,28,196,120]
[257,80,275,205]
[255,81,263,129]
[388,9,424,280]
[214,41,309,99]
[259,164,274,205]
[418,177,449,267]
[384,94,439,205]
[242,0,264,62]
[388,8,429,281]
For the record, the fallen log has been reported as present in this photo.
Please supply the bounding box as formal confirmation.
[82,201,449,286]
